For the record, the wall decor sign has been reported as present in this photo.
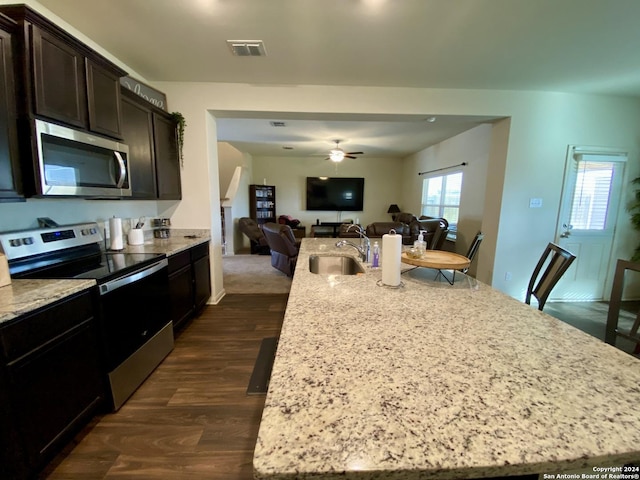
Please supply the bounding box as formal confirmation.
[120,76,167,111]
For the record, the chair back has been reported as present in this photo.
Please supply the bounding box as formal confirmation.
[461,232,484,274]
[605,259,640,353]
[238,217,264,242]
[262,222,299,277]
[365,222,412,244]
[525,242,576,311]
[428,220,449,250]
[238,217,270,254]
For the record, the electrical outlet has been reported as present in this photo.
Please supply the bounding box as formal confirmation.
[505,271,512,281]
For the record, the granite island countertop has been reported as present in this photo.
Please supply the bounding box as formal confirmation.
[253,238,640,480]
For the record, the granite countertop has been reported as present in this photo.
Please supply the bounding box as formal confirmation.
[0,278,96,325]
[253,238,640,480]
[0,230,210,325]
[116,228,210,256]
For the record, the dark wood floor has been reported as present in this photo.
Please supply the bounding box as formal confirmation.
[41,294,287,480]
[39,295,638,479]
[544,300,640,356]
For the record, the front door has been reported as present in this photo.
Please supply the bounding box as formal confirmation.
[552,146,627,301]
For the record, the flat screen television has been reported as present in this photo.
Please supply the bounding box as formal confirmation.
[306,177,364,211]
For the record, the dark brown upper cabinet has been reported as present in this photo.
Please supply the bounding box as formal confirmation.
[120,87,181,200]
[0,5,126,139]
[31,24,86,129]
[0,13,22,201]
[153,112,181,200]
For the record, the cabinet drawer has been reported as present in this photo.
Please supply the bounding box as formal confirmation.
[190,242,209,262]
[168,250,190,274]
[0,290,95,362]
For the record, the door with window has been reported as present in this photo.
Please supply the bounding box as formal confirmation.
[553,147,627,301]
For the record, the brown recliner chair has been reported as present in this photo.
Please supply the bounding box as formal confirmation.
[238,217,270,255]
[337,223,362,238]
[365,222,412,245]
[262,222,299,277]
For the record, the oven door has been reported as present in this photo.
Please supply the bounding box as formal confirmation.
[35,119,131,197]
[97,258,173,410]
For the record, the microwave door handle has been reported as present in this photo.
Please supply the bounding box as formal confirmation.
[114,152,127,188]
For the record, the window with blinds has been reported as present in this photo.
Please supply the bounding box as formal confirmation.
[569,161,615,230]
[421,171,462,230]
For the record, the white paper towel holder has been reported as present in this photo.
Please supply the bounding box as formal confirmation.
[379,228,405,288]
[376,278,405,289]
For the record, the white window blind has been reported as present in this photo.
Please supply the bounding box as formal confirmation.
[569,160,614,230]
[421,171,462,228]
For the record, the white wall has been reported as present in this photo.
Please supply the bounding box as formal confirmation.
[251,155,403,229]
[155,82,640,302]
[0,199,166,236]
[217,142,254,252]
[402,124,493,278]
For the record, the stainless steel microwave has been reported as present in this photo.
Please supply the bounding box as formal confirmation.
[34,119,131,197]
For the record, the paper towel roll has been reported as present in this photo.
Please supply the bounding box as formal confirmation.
[381,231,402,286]
[109,217,124,250]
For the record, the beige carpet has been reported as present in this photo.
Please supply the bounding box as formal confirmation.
[222,254,292,294]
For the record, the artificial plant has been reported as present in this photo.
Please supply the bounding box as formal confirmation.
[629,176,640,261]
[170,112,186,168]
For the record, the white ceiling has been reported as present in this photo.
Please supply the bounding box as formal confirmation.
[36,0,640,158]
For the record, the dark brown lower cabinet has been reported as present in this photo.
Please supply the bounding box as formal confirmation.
[0,289,103,479]
[168,242,212,332]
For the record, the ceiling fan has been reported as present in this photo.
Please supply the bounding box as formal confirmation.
[325,140,364,163]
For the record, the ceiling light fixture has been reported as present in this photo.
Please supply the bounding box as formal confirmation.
[329,148,345,162]
[426,116,437,123]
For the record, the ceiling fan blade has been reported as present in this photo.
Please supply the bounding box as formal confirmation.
[346,152,364,155]
[345,155,357,159]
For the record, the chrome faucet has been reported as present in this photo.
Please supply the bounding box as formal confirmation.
[335,224,370,262]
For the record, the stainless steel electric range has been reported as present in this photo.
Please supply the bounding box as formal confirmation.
[0,222,174,411]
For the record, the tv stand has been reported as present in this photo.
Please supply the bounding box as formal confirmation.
[311,222,347,238]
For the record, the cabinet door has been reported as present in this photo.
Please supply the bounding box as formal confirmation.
[121,94,157,198]
[169,265,194,332]
[86,58,122,138]
[7,321,103,472]
[31,25,86,128]
[153,112,181,200]
[193,253,211,311]
[0,26,22,200]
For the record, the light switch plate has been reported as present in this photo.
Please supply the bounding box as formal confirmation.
[529,198,543,208]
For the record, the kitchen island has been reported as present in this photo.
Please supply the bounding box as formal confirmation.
[254,238,640,480]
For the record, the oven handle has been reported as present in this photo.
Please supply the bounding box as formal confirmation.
[99,258,168,295]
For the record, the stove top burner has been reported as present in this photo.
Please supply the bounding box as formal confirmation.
[0,222,165,283]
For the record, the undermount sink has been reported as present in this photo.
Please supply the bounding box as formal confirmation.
[309,255,365,275]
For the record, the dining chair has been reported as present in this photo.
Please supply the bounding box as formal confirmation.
[525,242,576,311]
[605,259,640,354]
[461,231,484,274]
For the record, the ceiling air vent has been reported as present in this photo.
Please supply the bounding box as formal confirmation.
[227,40,267,57]
[270,121,286,127]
